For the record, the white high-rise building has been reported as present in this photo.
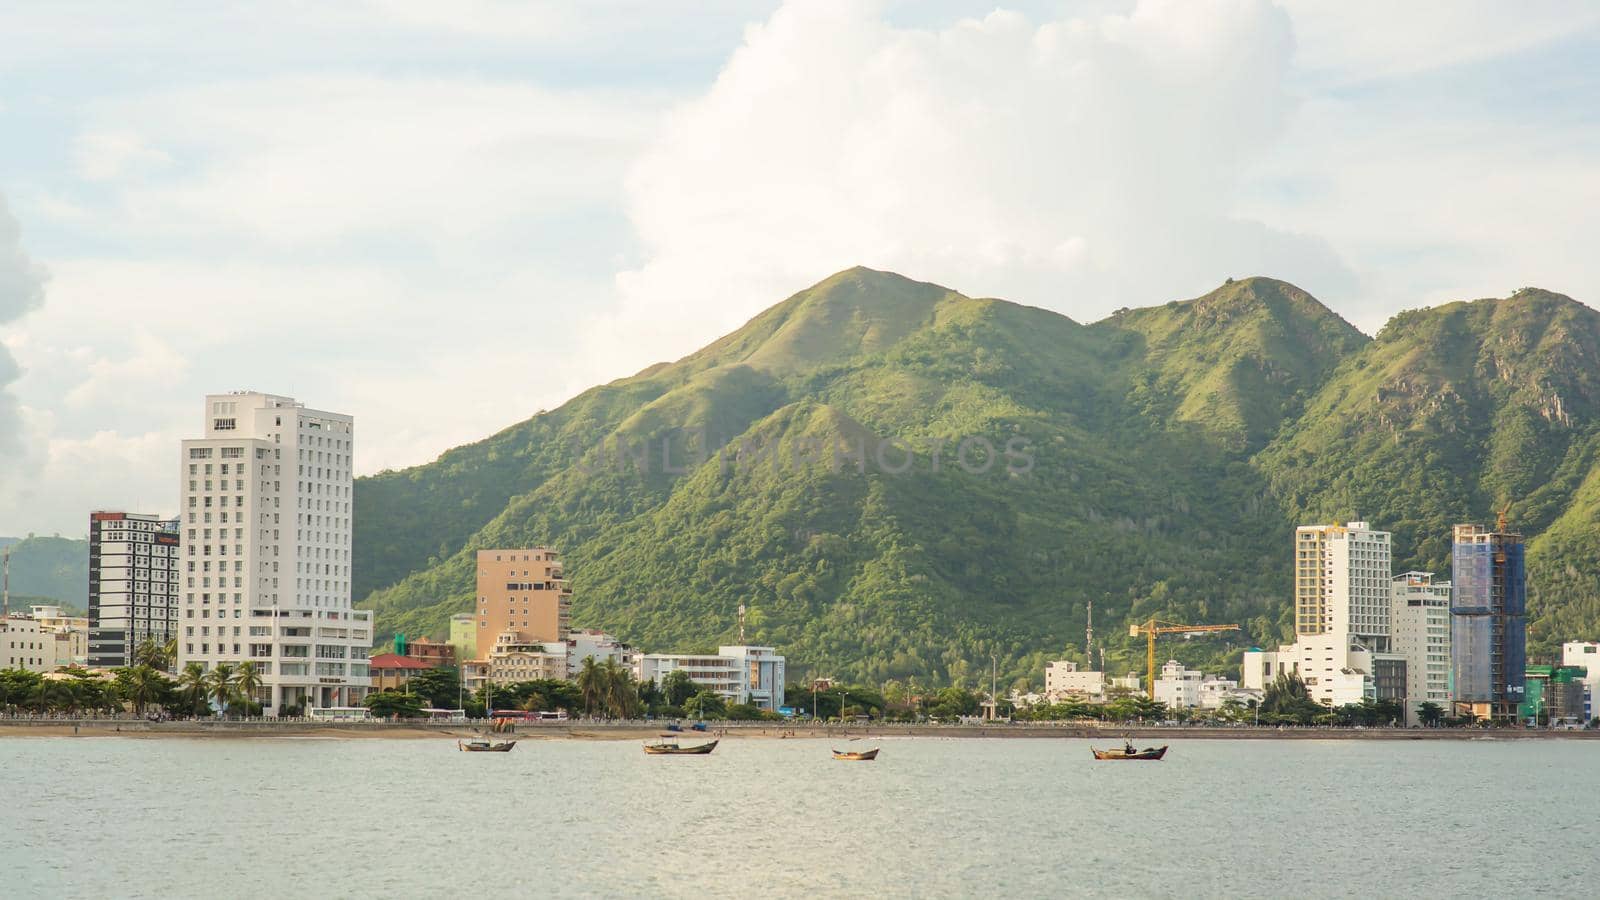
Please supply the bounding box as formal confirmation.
[1392,572,1452,724]
[177,392,372,715]
[1295,521,1393,649]
[1246,520,1406,712]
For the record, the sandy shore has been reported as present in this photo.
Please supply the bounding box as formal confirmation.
[2,720,1597,740]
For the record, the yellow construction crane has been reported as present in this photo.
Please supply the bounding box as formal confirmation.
[1129,617,1241,698]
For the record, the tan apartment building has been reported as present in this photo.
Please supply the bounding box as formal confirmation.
[474,549,571,648]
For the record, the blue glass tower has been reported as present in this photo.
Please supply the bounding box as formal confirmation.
[1450,523,1526,720]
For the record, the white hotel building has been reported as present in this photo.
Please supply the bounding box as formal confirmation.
[1392,572,1452,723]
[1245,521,1409,709]
[177,393,372,714]
[637,646,786,711]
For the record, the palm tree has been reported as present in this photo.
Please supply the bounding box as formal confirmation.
[206,663,236,717]
[134,638,178,672]
[576,657,602,716]
[177,662,207,717]
[600,659,628,719]
[233,662,264,716]
[126,665,160,716]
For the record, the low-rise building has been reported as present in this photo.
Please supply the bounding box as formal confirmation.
[1242,637,1404,709]
[1560,642,1599,721]
[469,630,567,689]
[566,629,636,678]
[1153,660,1203,709]
[406,636,456,668]
[1,615,51,672]
[368,653,439,692]
[1520,665,1587,725]
[636,645,786,711]
[1196,676,1255,710]
[31,605,89,669]
[449,613,476,664]
[1044,660,1107,700]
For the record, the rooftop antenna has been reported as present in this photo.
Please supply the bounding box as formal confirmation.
[1086,597,1094,666]
[2,546,9,620]
[737,604,746,644]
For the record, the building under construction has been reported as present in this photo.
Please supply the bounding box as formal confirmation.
[1450,522,1526,721]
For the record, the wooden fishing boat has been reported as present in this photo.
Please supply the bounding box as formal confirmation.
[643,735,718,755]
[831,747,880,761]
[1091,744,1167,761]
[458,738,517,752]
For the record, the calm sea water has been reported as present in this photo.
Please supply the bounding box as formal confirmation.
[1,736,1593,898]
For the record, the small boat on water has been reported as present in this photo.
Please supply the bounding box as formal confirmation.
[832,747,880,761]
[1091,742,1167,761]
[459,738,517,753]
[643,735,719,755]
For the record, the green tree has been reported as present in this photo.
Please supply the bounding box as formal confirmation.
[1260,672,1321,724]
[134,638,177,672]
[206,663,236,716]
[364,690,425,719]
[121,665,164,716]
[0,669,45,710]
[407,667,463,708]
[600,658,640,719]
[576,657,602,716]
[176,662,208,717]
[233,662,264,711]
[660,669,697,707]
[684,690,727,719]
[1417,701,1445,727]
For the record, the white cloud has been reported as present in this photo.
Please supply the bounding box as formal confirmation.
[1280,0,1600,83]
[72,131,173,182]
[0,193,49,481]
[5,0,1599,537]
[75,77,664,252]
[609,0,1353,363]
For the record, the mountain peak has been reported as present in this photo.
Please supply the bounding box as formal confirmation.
[1095,276,1369,449]
[679,266,961,375]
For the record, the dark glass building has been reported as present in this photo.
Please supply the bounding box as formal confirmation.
[1450,523,1526,721]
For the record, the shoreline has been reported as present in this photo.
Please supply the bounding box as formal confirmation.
[3,720,1597,741]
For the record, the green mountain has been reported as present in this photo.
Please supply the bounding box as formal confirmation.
[353,270,1600,684]
[1,535,88,610]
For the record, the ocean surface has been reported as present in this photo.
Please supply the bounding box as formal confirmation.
[1,735,1594,898]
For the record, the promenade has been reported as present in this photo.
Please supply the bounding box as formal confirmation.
[3,717,1597,741]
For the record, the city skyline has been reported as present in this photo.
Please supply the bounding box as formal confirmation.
[3,1,1600,534]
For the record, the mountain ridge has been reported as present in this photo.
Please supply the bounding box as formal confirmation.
[353,269,1600,684]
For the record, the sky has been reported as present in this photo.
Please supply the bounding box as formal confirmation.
[2,0,1599,536]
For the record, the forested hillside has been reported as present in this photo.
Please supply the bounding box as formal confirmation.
[0,535,88,610]
[353,269,1600,685]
